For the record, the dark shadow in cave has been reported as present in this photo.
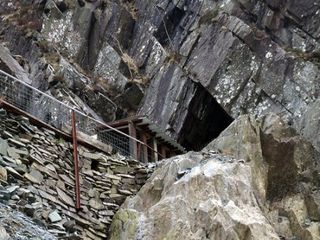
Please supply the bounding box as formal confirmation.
[178,84,233,151]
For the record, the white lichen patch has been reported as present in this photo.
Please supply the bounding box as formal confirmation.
[94,44,128,90]
[292,61,319,98]
[250,58,259,72]
[254,98,272,117]
[42,13,70,43]
[291,32,308,52]
[145,41,165,74]
[41,11,81,58]
[214,51,259,108]
[265,52,273,59]
[282,79,309,118]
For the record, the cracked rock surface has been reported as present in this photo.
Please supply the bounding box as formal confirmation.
[110,113,320,240]
[0,0,319,150]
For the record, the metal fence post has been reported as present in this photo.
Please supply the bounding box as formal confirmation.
[71,110,81,211]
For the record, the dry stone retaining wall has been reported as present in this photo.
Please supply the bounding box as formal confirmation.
[0,107,154,239]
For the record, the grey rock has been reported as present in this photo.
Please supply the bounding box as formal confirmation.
[63,220,76,233]
[2,156,16,165]
[56,187,74,206]
[0,190,10,201]
[8,138,26,148]
[138,63,233,150]
[24,170,44,184]
[0,203,57,239]
[0,138,8,156]
[2,131,13,139]
[0,45,32,84]
[11,195,20,200]
[5,167,23,179]
[110,113,320,240]
[89,198,104,210]
[82,152,103,160]
[7,147,20,159]
[0,226,10,240]
[0,166,7,182]
[297,99,320,151]
[6,185,19,194]
[24,204,38,217]
[48,210,62,223]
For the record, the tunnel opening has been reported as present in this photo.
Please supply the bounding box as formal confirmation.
[178,83,233,151]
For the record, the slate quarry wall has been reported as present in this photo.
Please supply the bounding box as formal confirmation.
[0,108,154,240]
[0,0,319,151]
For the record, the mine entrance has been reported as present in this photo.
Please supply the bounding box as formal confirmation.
[178,84,234,151]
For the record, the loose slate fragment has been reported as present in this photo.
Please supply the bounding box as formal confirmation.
[0,138,9,156]
[56,187,74,206]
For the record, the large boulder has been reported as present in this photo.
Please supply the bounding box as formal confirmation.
[110,114,320,240]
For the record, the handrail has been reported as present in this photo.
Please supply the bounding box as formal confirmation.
[0,69,165,160]
[72,110,81,211]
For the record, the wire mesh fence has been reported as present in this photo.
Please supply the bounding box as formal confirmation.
[0,70,141,158]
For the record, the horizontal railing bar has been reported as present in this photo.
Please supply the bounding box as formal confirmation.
[0,70,165,159]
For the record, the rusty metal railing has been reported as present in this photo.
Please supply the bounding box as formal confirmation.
[0,69,164,161]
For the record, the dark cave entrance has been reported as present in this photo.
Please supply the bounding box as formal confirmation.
[178,84,233,151]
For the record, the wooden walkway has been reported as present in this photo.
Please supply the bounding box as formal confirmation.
[105,116,185,162]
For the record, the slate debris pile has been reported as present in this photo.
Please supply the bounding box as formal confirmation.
[0,108,154,239]
[0,203,57,240]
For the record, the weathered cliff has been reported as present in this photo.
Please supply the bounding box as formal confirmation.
[0,1,319,239]
[0,0,318,150]
[110,113,320,239]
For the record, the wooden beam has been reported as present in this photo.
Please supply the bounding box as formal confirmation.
[128,121,138,160]
[152,137,158,162]
[137,142,141,162]
[141,133,148,163]
[160,145,167,160]
[106,116,143,128]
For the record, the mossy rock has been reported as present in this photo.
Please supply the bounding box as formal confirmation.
[109,209,139,240]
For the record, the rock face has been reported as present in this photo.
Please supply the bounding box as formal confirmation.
[0,108,154,239]
[110,114,320,240]
[296,99,320,152]
[1,0,319,150]
[0,203,56,240]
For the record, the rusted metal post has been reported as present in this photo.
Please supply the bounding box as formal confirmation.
[71,110,81,211]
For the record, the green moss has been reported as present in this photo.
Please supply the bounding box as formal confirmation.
[109,209,139,240]
[164,229,179,240]
[56,138,65,145]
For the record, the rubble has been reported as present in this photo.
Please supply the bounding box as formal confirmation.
[0,108,155,239]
